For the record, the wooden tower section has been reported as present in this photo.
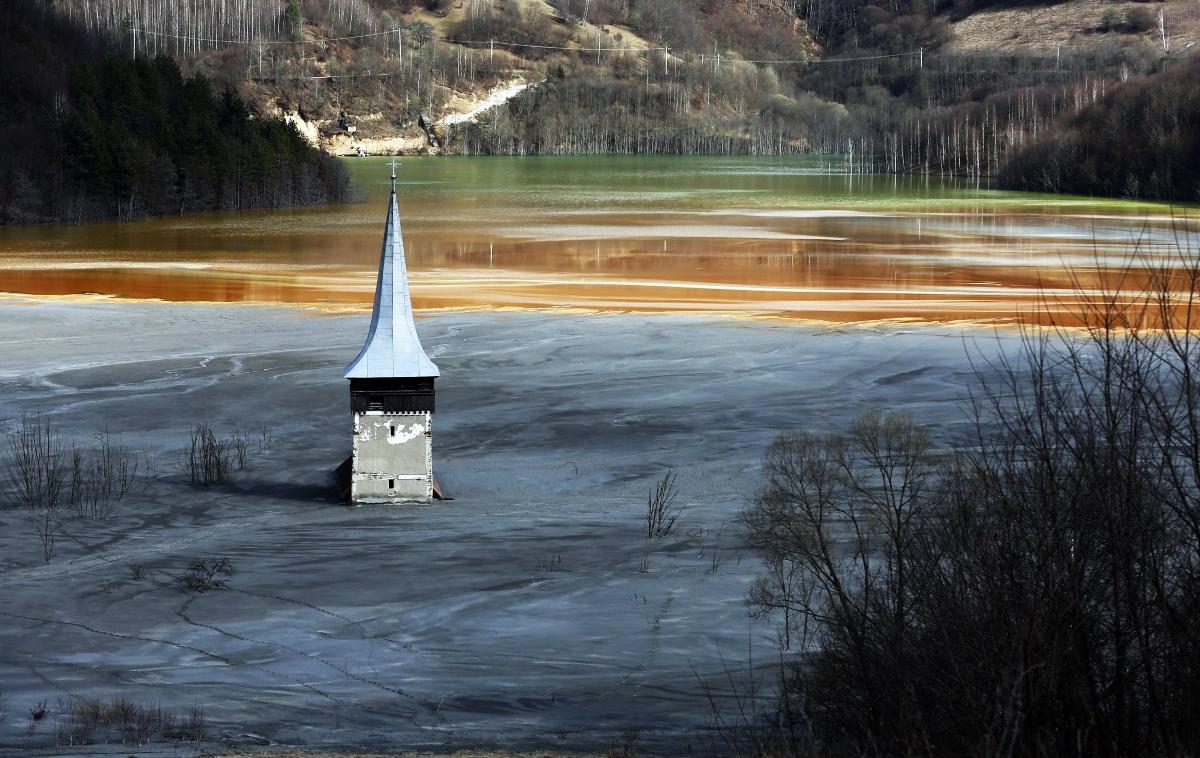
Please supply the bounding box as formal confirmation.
[343,161,439,504]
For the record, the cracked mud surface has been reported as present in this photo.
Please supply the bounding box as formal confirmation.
[0,301,998,755]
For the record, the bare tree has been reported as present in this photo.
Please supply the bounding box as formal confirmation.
[743,228,1200,755]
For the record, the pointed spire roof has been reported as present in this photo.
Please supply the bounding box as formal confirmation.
[344,160,439,379]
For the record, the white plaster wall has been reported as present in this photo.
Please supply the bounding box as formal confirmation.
[351,411,433,503]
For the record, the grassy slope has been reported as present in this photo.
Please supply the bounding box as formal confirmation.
[949,0,1200,52]
[121,0,1196,175]
[226,0,817,151]
[245,0,1195,150]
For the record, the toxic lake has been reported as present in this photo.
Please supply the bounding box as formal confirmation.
[3,156,1197,325]
[3,158,1199,756]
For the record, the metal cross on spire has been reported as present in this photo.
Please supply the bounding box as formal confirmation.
[389,157,399,192]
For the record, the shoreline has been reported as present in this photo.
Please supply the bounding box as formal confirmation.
[0,289,1034,333]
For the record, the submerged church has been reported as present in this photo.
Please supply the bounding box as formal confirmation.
[339,161,440,504]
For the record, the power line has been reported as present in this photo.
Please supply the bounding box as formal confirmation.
[132,27,397,44]
[129,26,927,67]
[133,26,667,55]
[298,73,394,80]
[446,37,662,53]
[741,49,921,64]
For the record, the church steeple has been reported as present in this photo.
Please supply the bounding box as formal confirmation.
[342,159,439,505]
[344,159,439,379]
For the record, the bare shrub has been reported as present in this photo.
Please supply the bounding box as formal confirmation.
[92,430,138,503]
[645,469,680,538]
[606,725,643,758]
[180,557,235,592]
[1097,7,1122,32]
[26,699,47,737]
[744,230,1200,755]
[230,429,249,471]
[66,444,84,513]
[4,418,145,561]
[5,413,66,511]
[28,699,48,723]
[406,19,434,47]
[58,696,103,745]
[256,424,273,453]
[698,655,811,758]
[115,698,162,744]
[177,703,206,742]
[30,505,61,563]
[535,552,565,573]
[5,414,68,562]
[141,449,160,478]
[449,1,569,58]
[67,430,139,520]
[1126,5,1156,32]
[182,424,229,487]
[56,696,202,746]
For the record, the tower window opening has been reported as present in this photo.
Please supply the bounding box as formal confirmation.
[388,479,395,490]
[389,424,396,438]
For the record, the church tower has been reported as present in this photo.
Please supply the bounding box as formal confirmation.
[343,160,438,504]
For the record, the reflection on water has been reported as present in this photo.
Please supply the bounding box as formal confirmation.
[1,156,1197,325]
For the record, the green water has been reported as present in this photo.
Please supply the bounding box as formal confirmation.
[352,154,1173,214]
[0,156,1195,323]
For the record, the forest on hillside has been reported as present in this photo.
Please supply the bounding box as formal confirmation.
[998,56,1200,201]
[451,0,1192,190]
[4,0,1199,203]
[0,1,350,225]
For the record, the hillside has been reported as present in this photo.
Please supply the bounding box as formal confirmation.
[999,54,1200,200]
[0,1,351,225]
[9,0,1200,201]
[949,0,1200,53]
